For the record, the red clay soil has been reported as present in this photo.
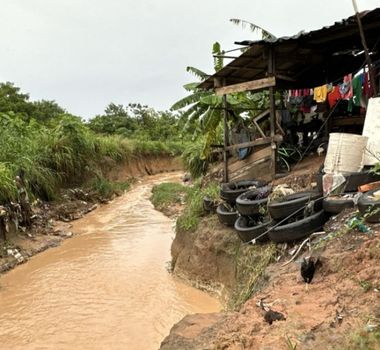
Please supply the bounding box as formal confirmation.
[161,217,380,350]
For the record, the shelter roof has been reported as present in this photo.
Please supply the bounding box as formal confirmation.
[199,8,380,90]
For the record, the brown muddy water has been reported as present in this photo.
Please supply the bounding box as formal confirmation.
[0,173,220,350]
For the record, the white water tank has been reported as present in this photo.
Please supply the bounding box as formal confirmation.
[362,97,380,165]
[324,133,368,174]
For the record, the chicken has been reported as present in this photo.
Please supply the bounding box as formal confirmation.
[301,257,318,284]
[264,310,286,325]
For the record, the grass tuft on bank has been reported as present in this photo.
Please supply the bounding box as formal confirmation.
[151,183,189,212]
[177,181,219,231]
[228,243,277,310]
[86,177,131,199]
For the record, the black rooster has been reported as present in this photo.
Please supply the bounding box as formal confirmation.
[301,257,319,284]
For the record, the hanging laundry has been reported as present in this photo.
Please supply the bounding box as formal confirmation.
[352,73,363,107]
[363,71,374,98]
[339,74,353,99]
[327,85,341,108]
[313,84,328,103]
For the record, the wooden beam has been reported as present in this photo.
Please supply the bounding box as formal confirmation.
[215,76,276,96]
[225,135,283,151]
[227,66,264,72]
[276,74,297,82]
[253,109,270,139]
[352,0,378,96]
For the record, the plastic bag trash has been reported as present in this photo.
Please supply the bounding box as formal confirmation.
[346,216,369,233]
[322,173,346,196]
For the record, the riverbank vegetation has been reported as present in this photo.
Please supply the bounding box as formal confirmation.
[0,82,191,209]
[151,181,219,231]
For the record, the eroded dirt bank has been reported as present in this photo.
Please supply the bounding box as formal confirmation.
[107,155,183,181]
[0,172,220,350]
[160,156,380,349]
[162,212,380,350]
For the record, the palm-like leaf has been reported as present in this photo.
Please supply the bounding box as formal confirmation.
[230,18,276,40]
[183,82,200,91]
[170,91,206,110]
[186,66,209,80]
[212,42,224,71]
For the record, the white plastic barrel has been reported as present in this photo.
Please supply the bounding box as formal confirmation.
[324,133,368,174]
[362,97,380,165]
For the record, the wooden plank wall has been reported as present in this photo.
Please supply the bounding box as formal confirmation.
[228,144,273,182]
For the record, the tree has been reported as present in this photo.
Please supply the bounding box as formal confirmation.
[0,82,66,124]
[32,100,66,123]
[0,82,35,120]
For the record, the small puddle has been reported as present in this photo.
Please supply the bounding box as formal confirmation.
[0,172,220,350]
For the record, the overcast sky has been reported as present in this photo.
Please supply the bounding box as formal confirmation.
[0,0,379,119]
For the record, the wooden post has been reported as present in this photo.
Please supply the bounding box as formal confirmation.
[268,47,277,177]
[352,0,378,96]
[223,93,229,183]
[214,77,229,183]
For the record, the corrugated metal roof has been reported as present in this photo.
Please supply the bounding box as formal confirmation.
[199,8,380,90]
[234,10,372,46]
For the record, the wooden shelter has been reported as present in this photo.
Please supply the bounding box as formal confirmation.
[198,8,380,182]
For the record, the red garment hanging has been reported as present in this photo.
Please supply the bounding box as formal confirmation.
[327,86,341,108]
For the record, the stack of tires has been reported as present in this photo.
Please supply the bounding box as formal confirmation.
[216,180,268,242]
[267,191,326,243]
[234,185,272,243]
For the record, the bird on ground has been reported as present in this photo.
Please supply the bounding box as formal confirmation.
[301,257,319,291]
[257,299,286,325]
[264,310,286,325]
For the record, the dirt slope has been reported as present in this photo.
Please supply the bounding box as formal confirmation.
[162,214,380,349]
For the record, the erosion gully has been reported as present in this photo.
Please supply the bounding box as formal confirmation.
[0,172,220,350]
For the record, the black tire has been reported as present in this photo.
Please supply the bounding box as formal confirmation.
[344,171,380,192]
[268,191,322,220]
[358,188,380,223]
[216,203,238,227]
[323,195,355,214]
[234,216,271,243]
[220,180,267,204]
[236,188,270,216]
[203,197,217,213]
[268,210,327,243]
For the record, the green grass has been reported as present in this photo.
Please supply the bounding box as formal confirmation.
[176,181,219,231]
[151,182,189,211]
[86,177,130,199]
[337,327,380,349]
[228,242,276,310]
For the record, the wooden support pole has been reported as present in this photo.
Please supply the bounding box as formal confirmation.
[268,47,277,177]
[223,94,229,183]
[352,0,378,96]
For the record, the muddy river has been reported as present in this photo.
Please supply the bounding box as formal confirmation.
[0,173,220,350]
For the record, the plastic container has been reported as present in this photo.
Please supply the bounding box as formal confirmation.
[324,133,368,174]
